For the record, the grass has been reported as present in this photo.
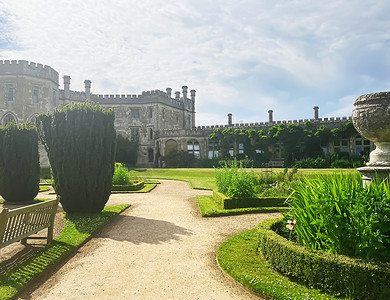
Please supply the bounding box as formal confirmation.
[197,195,289,217]
[217,228,343,300]
[140,168,359,191]
[0,204,130,300]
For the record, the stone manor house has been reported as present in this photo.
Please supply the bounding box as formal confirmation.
[0,60,372,167]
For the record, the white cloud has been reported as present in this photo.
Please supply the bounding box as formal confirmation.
[0,0,389,126]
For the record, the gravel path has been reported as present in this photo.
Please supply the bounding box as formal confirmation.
[17,180,280,299]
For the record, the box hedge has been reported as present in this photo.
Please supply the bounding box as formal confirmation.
[111,181,145,191]
[257,217,390,299]
[213,190,286,209]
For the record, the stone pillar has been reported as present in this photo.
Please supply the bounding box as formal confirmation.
[63,75,71,99]
[175,91,180,100]
[228,113,232,126]
[352,91,390,185]
[313,106,319,120]
[166,88,172,98]
[182,86,188,99]
[84,80,91,101]
[268,110,273,123]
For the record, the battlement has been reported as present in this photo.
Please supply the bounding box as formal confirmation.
[0,60,59,84]
[195,116,352,131]
[88,89,190,109]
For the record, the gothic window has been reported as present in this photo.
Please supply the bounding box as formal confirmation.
[149,128,153,140]
[33,88,39,103]
[148,107,153,119]
[208,140,219,159]
[3,113,16,126]
[130,128,139,142]
[7,86,14,101]
[187,140,200,158]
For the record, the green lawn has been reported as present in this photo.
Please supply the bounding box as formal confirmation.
[140,168,359,191]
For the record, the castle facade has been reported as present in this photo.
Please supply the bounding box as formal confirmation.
[0,60,372,167]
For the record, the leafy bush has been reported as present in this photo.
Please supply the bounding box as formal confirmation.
[112,163,131,185]
[0,122,39,203]
[215,160,258,198]
[36,102,116,213]
[258,218,390,300]
[115,134,138,167]
[285,173,390,262]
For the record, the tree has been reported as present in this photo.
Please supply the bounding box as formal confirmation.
[36,102,116,213]
[115,134,138,167]
[0,122,39,203]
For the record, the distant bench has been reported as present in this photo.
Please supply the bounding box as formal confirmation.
[264,161,285,168]
[0,197,59,249]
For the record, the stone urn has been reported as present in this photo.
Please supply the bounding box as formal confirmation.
[352,91,390,184]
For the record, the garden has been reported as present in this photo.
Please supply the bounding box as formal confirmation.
[0,101,388,299]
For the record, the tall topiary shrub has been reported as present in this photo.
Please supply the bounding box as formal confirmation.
[36,102,116,213]
[0,122,40,203]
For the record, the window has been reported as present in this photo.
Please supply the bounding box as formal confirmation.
[334,137,349,153]
[187,140,200,158]
[33,88,39,103]
[355,135,371,155]
[148,148,154,163]
[208,140,219,159]
[7,86,14,101]
[238,143,244,154]
[3,113,16,126]
[130,128,139,142]
[149,128,153,140]
[131,109,140,120]
[148,107,153,119]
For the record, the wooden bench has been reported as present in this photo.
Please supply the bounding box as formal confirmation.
[265,160,285,168]
[0,196,59,249]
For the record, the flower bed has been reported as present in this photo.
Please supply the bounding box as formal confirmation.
[257,217,390,299]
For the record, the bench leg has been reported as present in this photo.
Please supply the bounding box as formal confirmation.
[21,238,27,245]
[47,226,54,243]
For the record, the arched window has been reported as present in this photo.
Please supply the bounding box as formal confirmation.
[187,140,200,158]
[2,113,17,126]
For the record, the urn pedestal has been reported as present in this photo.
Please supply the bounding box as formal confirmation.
[352,92,390,185]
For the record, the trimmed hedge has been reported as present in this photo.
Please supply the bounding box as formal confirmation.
[111,181,145,191]
[213,190,286,209]
[257,217,390,300]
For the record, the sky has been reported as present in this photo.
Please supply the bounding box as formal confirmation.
[0,0,389,126]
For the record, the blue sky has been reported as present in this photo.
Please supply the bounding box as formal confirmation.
[0,0,389,126]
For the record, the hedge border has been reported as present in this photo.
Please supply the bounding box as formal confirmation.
[111,181,145,191]
[213,190,287,209]
[257,217,390,299]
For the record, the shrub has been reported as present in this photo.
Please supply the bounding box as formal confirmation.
[0,122,39,203]
[258,218,390,299]
[36,102,116,213]
[112,163,131,185]
[285,173,390,262]
[215,160,258,198]
[115,134,138,167]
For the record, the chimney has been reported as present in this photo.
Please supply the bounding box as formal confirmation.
[175,91,180,100]
[166,88,172,98]
[84,80,91,101]
[182,86,188,99]
[228,113,233,126]
[313,106,319,120]
[268,110,273,123]
[190,89,196,101]
[63,75,71,99]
